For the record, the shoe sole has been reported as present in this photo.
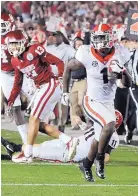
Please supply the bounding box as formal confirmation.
[68,139,79,161]
[12,152,33,163]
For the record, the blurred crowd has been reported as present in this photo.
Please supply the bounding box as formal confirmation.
[1,1,138,144]
[1,1,138,38]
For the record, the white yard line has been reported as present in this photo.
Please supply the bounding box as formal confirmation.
[1,183,138,187]
[1,162,138,166]
[119,144,138,148]
[1,162,76,166]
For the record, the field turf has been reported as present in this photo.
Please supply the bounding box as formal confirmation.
[1,130,138,196]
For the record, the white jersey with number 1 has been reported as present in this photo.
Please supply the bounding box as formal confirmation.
[75,45,124,103]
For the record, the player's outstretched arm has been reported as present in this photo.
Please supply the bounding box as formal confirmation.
[63,58,83,93]
[8,68,23,105]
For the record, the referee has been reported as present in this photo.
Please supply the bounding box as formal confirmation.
[124,43,138,144]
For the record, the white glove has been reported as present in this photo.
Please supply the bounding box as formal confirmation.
[61,93,69,106]
[27,86,36,96]
[109,60,123,74]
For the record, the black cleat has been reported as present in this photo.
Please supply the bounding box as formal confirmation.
[1,137,15,157]
[58,125,65,133]
[95,159,105,179]
[124,132,132,145]
[1,154,11,160]
[79,162,95,182]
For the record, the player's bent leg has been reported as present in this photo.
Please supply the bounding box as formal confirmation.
[42,123,79,161]
[21,115,40,163]
[96,121,115,179]
[81,138,98,182]
[82,96,116,179]
[25,115,40,155]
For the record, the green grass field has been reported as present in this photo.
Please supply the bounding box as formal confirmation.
[1,130,138,196]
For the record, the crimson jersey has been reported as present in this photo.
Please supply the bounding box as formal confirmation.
[1,36,14,72]
[9,44,64,103]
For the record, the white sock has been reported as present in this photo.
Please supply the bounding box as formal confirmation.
[59,133,71,144]
[17,124,27,144]
[24,145,33,158]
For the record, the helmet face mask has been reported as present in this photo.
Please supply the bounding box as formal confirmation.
[5,30,28,57]
[7,40,26,57]
[1,14,15,36]
[1,20,11,35]
[91,33,112,49]
[91,24,114,50]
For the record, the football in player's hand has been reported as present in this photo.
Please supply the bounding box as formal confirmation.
[108,60,123,79]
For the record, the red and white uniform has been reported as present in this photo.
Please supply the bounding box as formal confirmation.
[9,44,64,121]
[1,36,14,72]
[1,36,21,106]
[1,36,36,105]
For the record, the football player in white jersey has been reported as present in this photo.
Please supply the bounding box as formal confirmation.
[62,24,132,181]
[11,130,119,163]
[2,110,122,164]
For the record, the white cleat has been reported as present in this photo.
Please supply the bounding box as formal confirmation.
[66,138,79,161]
[12,152,33,163]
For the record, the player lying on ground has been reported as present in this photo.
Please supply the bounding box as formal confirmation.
[1,128,119,163]
[1,109,122,163]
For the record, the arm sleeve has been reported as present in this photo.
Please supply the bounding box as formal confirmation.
[41,52,64,77]
[8,68,23,103]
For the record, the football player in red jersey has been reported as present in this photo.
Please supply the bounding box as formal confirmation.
[1,13,29,144]
[5,30,79,163]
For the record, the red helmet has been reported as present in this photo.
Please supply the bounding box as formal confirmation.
[91,24,114,50]
[1,13,16,35]
[5,30,28,57]
[74,31,85,40]
[112,24,126,42]
[115,110,123,130]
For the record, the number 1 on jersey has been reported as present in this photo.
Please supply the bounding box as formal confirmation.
[100,67,108,84]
